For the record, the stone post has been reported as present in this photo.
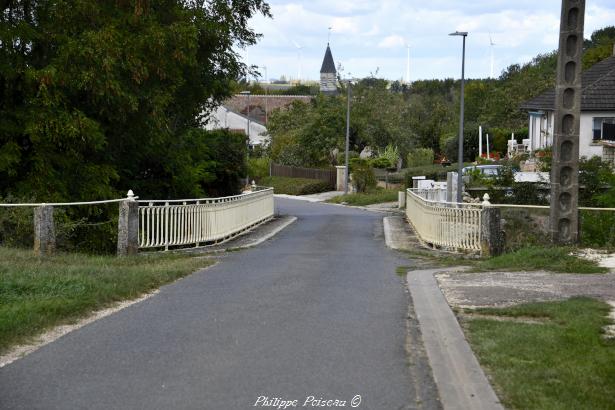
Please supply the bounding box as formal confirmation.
[549,0,585,244]
[398,191,406,209]
[34,205,55,256]
[335,166,346,191]
[411,176,426,189]
[117,190,139,256]
[480,195,504,257]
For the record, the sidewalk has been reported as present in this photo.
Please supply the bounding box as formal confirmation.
[407,269,503,410]
[384,215,503,409]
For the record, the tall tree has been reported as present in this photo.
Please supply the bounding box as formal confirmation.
[0,0,270,201]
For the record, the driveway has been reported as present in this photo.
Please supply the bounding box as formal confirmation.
[0,198,438,409]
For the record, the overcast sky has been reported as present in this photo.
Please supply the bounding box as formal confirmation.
[244,0,615,82]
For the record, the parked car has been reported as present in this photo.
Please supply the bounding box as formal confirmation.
[462,165,504,177]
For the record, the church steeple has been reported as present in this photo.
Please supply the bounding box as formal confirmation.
[320,43,338,95]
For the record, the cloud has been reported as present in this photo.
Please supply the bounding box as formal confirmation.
[378,35,406,49]
[246,1,615,81]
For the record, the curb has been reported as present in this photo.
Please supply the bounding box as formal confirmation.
[407,268,503,410]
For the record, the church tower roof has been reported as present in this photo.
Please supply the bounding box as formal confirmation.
[320,44,336,74]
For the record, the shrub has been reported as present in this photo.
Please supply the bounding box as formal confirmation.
[407,148,435,168]
[371,157,392,169]
[379,144,400,169]
[349,158,377,193]
[259,176,331,195]
[248,157,271,181]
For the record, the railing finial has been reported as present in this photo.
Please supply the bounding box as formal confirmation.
[482,193,491,206]
[127,190,135,201]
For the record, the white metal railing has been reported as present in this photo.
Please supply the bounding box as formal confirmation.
[138,188,274,249]
[406,189,483,251]
[413,188,448,203]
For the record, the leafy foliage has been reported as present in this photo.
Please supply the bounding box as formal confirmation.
[0,0,270,202]
[407,148,435,168]
[259,176,331,195]
[349,159,377,193]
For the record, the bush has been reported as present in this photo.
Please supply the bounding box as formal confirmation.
[407,148,435,168]
[379,144,400,169]
[259,176,331,195]
[349,158,377,193]
[581,211,615,249]
[0,197,34,248]
[371,157,392,169]
[248,157,271,181]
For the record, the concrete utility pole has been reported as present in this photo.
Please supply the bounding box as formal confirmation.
[550,0,585,244]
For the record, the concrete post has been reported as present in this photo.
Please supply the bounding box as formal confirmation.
[412,176,426,189]
[398,191,406,209]
[335,166,346,191]
[117,190,139,256]
[34,205,55,256]
[481,204,504,257]
[549,0,585,244]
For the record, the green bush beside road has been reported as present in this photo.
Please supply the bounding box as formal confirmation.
[327,189,399,206]
[259,176,332,196]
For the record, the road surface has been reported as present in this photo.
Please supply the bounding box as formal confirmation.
[0,198,438,409]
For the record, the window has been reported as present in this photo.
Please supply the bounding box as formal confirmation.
[593,117,615,141]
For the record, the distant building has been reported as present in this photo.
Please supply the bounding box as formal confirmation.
[521,49,615,167]
[320,43,338,95]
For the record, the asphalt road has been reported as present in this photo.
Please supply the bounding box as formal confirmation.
[0,198,438,410]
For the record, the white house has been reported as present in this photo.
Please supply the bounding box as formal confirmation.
[204,105,268,146]
[521,51,615,166]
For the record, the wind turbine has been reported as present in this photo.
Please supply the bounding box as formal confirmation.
[292,40,303,83]
[405,42,411,84]
[489,33,496,78]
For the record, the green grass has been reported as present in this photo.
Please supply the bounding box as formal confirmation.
[260,176,331,195]
[327,189,399,206]
[474,246,608,274]
[401,246,607,274]
[465,297,615,409]
[0,247,213,354]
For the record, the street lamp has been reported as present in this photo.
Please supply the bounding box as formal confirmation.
[344,80,353,194]
[449,31,468,204]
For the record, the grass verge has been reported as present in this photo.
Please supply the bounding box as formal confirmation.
[402,246,607,274]
[327,189,399,206]
[473,246,608,274]
[260,176,332,195]
[464,297,615,409]
[0,246,213,354]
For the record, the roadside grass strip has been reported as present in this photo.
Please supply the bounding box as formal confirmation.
[474,246,608,274]
[0,246,213,354]
[327,189,399,206]
[464,297,615,410]
[403,246,607,274]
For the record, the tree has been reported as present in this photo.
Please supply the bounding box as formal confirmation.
[0,0,270,201]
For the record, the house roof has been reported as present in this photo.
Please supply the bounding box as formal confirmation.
[320,44,336,74]
[521,55,615,112]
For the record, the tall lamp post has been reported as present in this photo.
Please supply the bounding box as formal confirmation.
[449,31,468,203]
[344,80,353,194]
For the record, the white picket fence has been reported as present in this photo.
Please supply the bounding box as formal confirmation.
[138,188,274,249]
[406,189,483,252]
